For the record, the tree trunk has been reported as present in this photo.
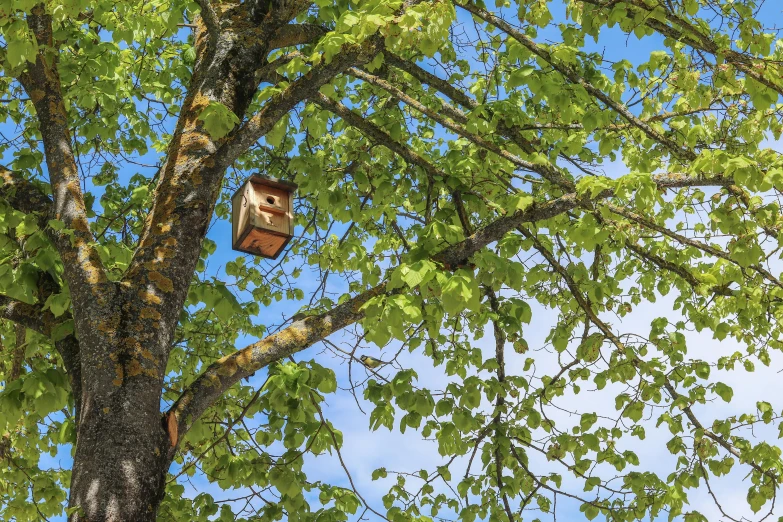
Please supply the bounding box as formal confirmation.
[67,350,172,521]
[63,17,266,521]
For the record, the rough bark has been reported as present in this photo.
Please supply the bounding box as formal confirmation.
[67,362,171,522]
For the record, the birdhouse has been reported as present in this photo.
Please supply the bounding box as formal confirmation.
[231,175,297,259]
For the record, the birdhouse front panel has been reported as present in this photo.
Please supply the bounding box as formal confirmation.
[252,185,290,236]
[231,175,297,259]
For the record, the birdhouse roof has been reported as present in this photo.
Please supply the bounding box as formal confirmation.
[247,174,298,192]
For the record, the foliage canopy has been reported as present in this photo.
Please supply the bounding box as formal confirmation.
[0,0,783,520]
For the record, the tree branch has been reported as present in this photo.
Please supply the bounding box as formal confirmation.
[384,52,478,112]
[486,289,516,522]
[662,380,780,483]
[521,228,626,352]
[168,191,591,438]
[18,7,109,300]
[0,165,52,226]
[606,202,783,290]
[313,92,448,183]
[457,1,696,162]
[168,165,737,441]
[579,0,783,97]
[347,66,572,188]
[0,294,56,335]
[166,172,715,440]
[625,242,735,297]
[168,283,386,443]
[220,0,432,167]
[217,38,382,168]
[268,23,327,50]
[384,52,546,161]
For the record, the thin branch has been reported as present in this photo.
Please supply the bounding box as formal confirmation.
[457,1,696,162]
[311,393,390,520]
[607,202,783,290]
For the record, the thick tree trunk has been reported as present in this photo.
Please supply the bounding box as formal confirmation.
[63,13,269,521]
[67,377,171,521]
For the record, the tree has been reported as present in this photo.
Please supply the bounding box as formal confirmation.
[0,0,782,520]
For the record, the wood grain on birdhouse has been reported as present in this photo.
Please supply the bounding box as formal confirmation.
[231,175,297,259]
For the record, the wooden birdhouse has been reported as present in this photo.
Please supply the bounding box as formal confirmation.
[231,175,297,259]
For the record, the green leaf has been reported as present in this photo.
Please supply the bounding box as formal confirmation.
[441,270,481,315]
[197,102,241,139]
[266,114,289,147]
[714,382,734,403]
[43,293,71,318]
[580,413,598,432]
[580,503,599,520]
